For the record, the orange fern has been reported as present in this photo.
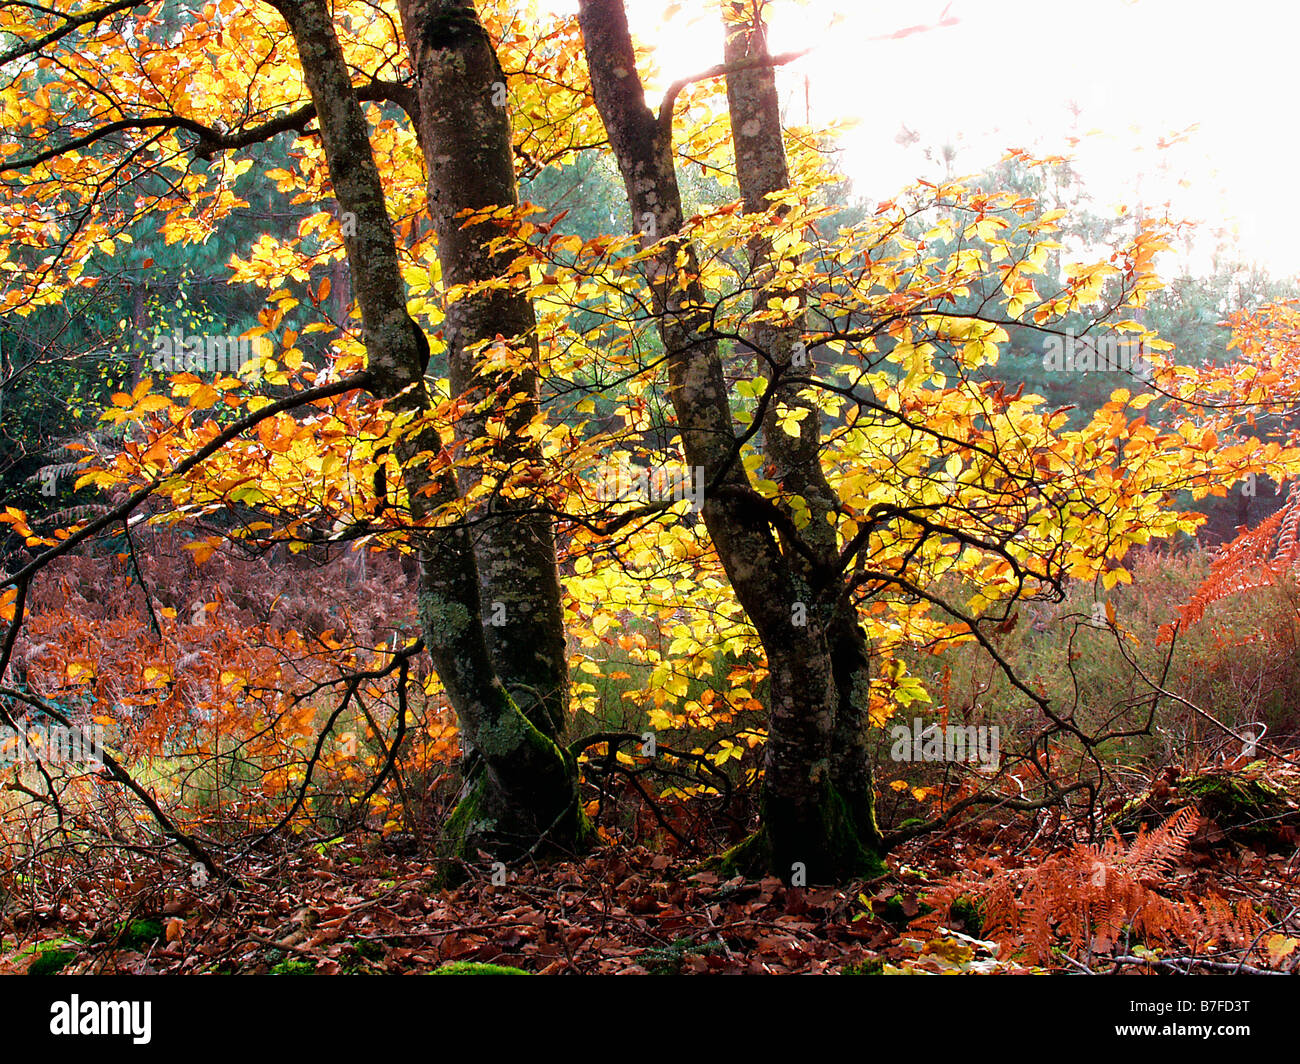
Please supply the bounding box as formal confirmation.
[1173,482,1300,633]
[920,808,1263,965]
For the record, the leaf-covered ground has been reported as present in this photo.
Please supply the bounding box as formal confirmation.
[5,760,1297,975]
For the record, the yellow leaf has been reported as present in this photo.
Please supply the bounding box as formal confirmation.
[189,385,219,409]
[186,539,217,565]
[1267,934,1298,963]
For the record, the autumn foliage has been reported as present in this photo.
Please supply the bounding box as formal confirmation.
[0,0,1298,976]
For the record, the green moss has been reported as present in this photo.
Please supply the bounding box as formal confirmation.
[417,590,474,643]
[352,938,384,961]
[841,957,884,975]
[430,961,528,975]
[712,828,771,878]
[765,781,887,883]
[1112,766,1295,840]
[436,742,591,878]
[473,702,533,759]
[112,918,164,949]
[642,936,725,975]
[340,940,384,974]
[1177,769,1290,836]
[439,775,495,861]
[28,949,76,975]
[271,958,315,975]
[949,895,984,936]
[713,780,887,884]
[875,894,933,928]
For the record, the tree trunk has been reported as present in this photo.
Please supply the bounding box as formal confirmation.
[398,0,568,742]
[267,0,581,863]
[576,0,883,881]
[722,7,882,853]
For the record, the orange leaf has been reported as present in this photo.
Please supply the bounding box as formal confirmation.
[185,539,217,565]
[189,384,219,409]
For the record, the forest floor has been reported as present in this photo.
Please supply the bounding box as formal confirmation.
[3,757,1297,975]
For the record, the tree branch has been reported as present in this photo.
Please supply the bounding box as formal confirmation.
[1,371,373,589]
[0,0,146,66]
[0,81,418,173]
[657,49,808,137]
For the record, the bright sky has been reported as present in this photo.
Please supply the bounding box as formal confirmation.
[545,0,1300,281]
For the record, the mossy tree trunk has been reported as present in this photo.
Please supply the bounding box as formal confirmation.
[576,0,884,882]
[268,0,581,862]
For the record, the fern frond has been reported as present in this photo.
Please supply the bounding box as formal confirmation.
[918,809,1259,966]
[1121,805,1198,880]
[1179,482,1300,628]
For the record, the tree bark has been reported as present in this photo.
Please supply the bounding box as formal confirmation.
[722,8,882,852]
[397,0,568,742]
[576,0,883,880]
[266,0,581,862]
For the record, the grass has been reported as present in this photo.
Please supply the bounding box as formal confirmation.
[863,548,1300,832]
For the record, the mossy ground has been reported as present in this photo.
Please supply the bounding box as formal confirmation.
[102,918,164,950]
[430,961,528,975]
[28,948,76,975]
[1112,763,1298,842]
[1176,767,1293,837]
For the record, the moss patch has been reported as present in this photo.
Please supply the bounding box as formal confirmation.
[949,895,985,936]
[271,957,316,975]
[713,784,887,884]
[875,894,934,928]
[436,751,591,879]
[28,949,76,975]
[1176,768,1292,836]
[1113,764,1297,843]
[430,961,528,975]
[111,918,164,950]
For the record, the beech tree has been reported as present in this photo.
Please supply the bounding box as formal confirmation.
[576,0,885,876]
[571,0,1299,878]
[2,0,1297,887]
